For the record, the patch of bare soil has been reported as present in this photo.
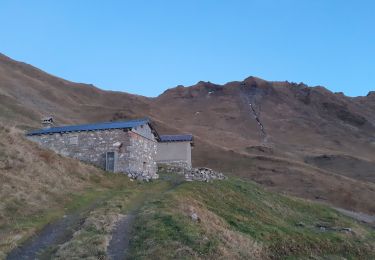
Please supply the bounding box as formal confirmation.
[6,213,84,260]
[107,214,136,260]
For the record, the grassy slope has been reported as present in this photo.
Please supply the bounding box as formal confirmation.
[1,123,374,259]
[128,174,375,259]
[192,141,375,215]
[0,124,125,257]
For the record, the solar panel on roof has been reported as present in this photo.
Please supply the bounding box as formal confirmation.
[26,118,150,136]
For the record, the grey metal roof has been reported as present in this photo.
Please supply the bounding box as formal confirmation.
[159,134,193,143]
[26,118,152,136]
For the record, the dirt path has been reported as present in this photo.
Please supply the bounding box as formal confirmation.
[107,174,184,260]
[107,213,136,260]
[6,196,108,260]
[334,207,375,227]
[6,175,184,260]
[6,213,83,260]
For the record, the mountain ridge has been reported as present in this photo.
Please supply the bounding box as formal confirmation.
[2,52,374,99]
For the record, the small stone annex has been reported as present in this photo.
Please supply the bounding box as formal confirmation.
[26,118,194,180]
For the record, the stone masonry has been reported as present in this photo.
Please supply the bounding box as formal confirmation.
[27,126,158,180]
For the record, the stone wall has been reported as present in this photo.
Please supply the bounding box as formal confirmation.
[156,160,191,170]
[125,131,158,180]
[186,167,226,182]
[158,164,226,182]
[27,127,158,180]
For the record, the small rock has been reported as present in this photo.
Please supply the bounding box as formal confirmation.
[112,142,122,147]
[191,213,200,222]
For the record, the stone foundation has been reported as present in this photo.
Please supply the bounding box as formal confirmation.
[156,160,191,170]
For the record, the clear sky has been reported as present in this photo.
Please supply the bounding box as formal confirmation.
[0,0,374,97]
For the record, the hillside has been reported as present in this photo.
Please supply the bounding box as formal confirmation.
[0,53,149,127]
[0,123,106,257]
[151,80,375,214]
[0,52,374,217]
[153,78,375,162]
[129,173,375,259]
[1,149,374,259]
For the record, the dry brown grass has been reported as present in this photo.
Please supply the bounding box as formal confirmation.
[191,141,375,215]
[0,124,105,255]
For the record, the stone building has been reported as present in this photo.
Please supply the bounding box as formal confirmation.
[27,118,161,180]
[156,135,194,169]
[26,118,195,180]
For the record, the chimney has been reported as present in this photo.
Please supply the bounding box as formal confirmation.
[41,116,54,129]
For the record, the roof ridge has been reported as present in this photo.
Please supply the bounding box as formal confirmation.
[26,118,150,136]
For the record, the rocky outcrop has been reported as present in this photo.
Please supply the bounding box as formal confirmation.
[239,83,269,144]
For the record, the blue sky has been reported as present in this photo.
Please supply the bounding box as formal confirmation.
[0,0,374,97]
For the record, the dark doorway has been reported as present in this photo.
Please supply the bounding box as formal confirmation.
[106,152,116,172]
[143,162,147,171]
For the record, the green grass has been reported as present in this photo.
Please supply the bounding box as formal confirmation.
[46,175,177,259]
[129,200,219,259]
[0,169,176,258]
[2,170,374,259]
[127,175,375,259]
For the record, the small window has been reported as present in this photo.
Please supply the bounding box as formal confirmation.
[69,135,79,145]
